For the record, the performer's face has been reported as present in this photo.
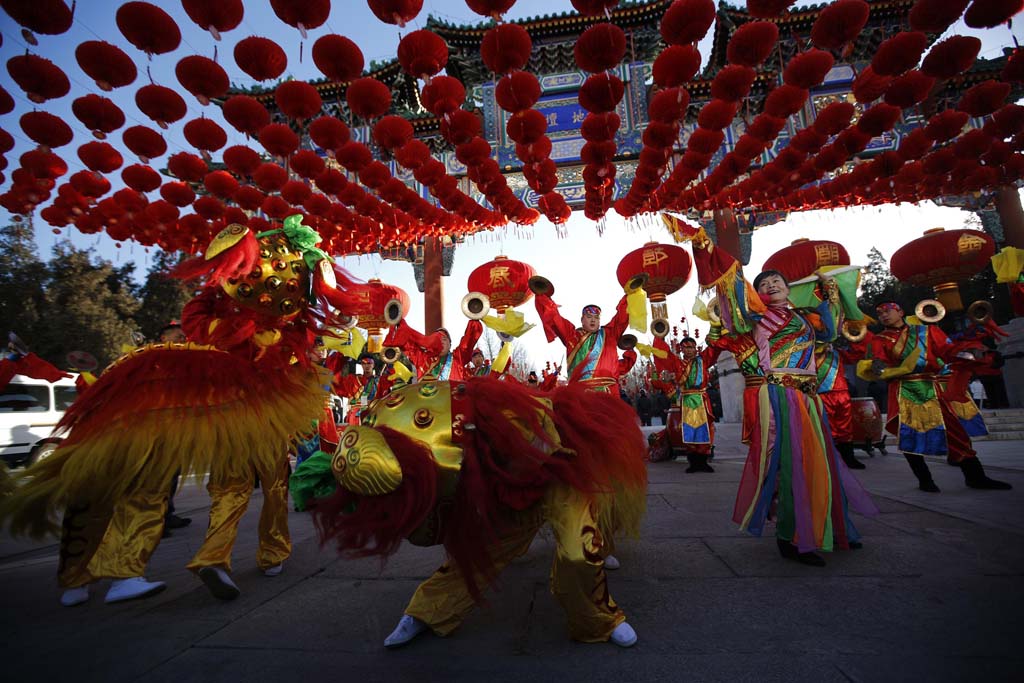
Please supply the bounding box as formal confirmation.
[360,358,375,374]
[681,340,697,359]
[439,333,451,355]
[877,306,905,328]
[581,312,601,333]
[160,327,186,343]
[471,352,483,366]
[756,273,789,305]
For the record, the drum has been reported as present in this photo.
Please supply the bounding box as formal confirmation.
[850,397,883,444]
[666,406,682,450]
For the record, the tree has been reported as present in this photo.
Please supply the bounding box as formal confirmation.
[0,221,47,345]
[33,243,142,367]
[134,250,195,341]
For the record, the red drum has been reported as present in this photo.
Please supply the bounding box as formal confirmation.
[666,406,683,450]
[850,397,883,444]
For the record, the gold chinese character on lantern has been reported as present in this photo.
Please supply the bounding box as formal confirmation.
[642,247,668,268]
[814,243,840,266]
[489,266,512,289]
[957,233,987,256]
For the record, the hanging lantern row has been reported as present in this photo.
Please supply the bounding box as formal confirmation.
[1,0,1023,251]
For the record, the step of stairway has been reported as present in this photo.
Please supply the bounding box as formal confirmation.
[979,409,1024,419]
[974,431,1024,441]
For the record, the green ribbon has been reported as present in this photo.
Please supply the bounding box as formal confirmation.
[258,214,331,272]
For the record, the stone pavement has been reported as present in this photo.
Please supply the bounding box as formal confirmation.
[1,424,1022,682]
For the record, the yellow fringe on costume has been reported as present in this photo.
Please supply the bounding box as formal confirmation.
[0,346,329,539]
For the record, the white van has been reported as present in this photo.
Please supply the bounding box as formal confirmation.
[0,374,78,468]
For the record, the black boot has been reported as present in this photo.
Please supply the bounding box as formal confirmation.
[904,453,940,492]
[959,457,1013,490]
[838,442,865,470]
[776,538,826,566]
[685,453,698,473]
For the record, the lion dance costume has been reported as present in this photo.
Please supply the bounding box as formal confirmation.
[300,377,647,644]
[0,215,363,600]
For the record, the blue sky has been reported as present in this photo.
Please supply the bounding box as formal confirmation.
[0,1,1021,369]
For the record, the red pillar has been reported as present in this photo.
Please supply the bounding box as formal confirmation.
[996,186,1024,248]
[423,237,444,332]
[712,208,743,263]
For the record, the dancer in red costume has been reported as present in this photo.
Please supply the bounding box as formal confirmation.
[385,318,482,381]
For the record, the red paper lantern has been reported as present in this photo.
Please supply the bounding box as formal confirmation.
[763,238,851,283]
[0,87,12,116]
[480,23,533,76]
[697,100,738,130]
[909,0,971,32]
[851,66,891,104]
[176,56,229,105]
[122,164,161,193]
[258,123,300,157]
[193,195,225,220]
[135,85,187,128]
[336,141,373,171]
[6,54,69,103]
[884,70,936,109]
[747,114,786,142]
[1002,48,1024,82]
[812,101,855,136]
[506,110,547,144]
[398,30,448,79]
[122,125,167,161]
[181,0,243,39]
[648,87,691,124]
[20,111,72,149]
[420,76,464,116]
[783,49,835,89]
[222,95,271,136]
[351,278,411,333]
[711,65,756,101]
[275,80,323,120]
[221,145,260,176]
[727,21,779,68]
[367,0,423,28]
[280,179,312,205]
[575,23,627,73]
[315,168,347,195]
[871,31,928,77]
[958,79,1011,117]
[660,0,715,45]
[616,243,692,302]
[312,34,364,83]
[0,0,73,35]
[652,44,701,87]
[495,71,541,113]
[78,141,123,173]
[763,84,808,118]
[810,0,870,50]
[373,115,415,150]
[203,170,239,200]
[921,35,982,80]
[964,0,1024,28]
[234,36,287,81]
[467,256,536,312]
[75,41,136,91]
[183,118,227,153]
[167,152,208,182]
[270,0,329,35]
[309,117,351,152]
[116,2,181,56]
[468,0,517,17]
[290,150,325,179]
[579,73,624,113]
[253,162,288,192]
[160,181,195,207]
[233,185,265,211]
[688,127,724,154]
[347,77,392,119]
[890,228,996,310]
[20,149,66,179]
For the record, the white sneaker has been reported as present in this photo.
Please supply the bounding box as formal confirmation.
[609,621,638,647]
[604,555,621,570]
[197,566,241,600]
[60,585,90,607]
[104,577,166,604]
[383,614,427,648]
[263,563,283,577]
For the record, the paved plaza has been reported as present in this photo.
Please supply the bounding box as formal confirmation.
[1,424,1022,682]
